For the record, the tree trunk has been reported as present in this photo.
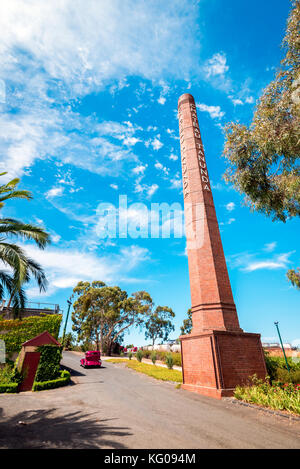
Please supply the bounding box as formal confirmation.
[96,332,100,351]
[107,339,112,356]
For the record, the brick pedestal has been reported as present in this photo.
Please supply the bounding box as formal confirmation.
[178,93,267,398]
[180,330,266,399]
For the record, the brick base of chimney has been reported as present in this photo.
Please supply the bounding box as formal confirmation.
[180,330,267,399]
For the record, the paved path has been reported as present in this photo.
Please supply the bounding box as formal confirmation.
[0,351,299,449]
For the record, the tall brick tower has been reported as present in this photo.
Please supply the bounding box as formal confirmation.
[178,93,266,398]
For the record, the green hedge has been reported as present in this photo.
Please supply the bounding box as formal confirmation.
[35,345,62,382]
[0,314,62,355]
[0,382,18,393]
[32,370,71,391]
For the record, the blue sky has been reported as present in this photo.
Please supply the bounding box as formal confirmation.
[0,0,299,347]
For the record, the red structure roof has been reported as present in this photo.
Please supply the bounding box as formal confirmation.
[22,331,61,347]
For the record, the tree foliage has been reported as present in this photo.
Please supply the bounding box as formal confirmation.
[71,281,152,354]
[0,172,50,314]
[144,305,175,345]
[180,308,192,335]
[287,268,300,289]
[223,1,300,222]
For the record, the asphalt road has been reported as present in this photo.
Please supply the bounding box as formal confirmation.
[0,351,299,449]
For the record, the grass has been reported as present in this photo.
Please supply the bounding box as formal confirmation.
[106,358,183,383]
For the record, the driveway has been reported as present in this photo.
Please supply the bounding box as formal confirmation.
[0,351,299,449]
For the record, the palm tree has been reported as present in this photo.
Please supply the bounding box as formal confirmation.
[0,172,50,316]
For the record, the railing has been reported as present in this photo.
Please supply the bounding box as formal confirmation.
[25,302,60,312]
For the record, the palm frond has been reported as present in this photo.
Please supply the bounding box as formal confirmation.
[0,219,50,248]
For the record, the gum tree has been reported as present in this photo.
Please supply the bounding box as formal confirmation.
[223,0,300,287]
[144,306,175,346]
[72,281,152,354]
[180,308,192,335]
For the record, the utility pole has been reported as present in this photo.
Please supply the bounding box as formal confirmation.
[274,321,290,372]
[62,296,73,347]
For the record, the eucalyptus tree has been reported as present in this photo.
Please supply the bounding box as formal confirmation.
[180,308,192,336]
[72,281,152,354]
[144,305,175,346]
[222,1,300,288]
[223,1,300,222]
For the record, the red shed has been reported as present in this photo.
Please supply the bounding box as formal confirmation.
[18,331,61,392]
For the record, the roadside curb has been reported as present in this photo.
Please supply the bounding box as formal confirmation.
[226,397,300,422]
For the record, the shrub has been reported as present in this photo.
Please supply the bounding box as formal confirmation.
[32,370,71,391]
[136,349,143,362]
[0,363,22,392]
[276,368,300,384]
[0,382,18,393]
[264,351,300,383]
[0,363,22,385]
[166,353,174,369]
[35,345,62,382]
[234,376,300,415]
[141,350,182,366]
[128,351,133,360]
[151,351,157,364]
[0,363,15,384]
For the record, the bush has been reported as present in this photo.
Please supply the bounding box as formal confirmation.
[141,350,182,366]
[234,376,300,415]
[32,370,71,392]
[276,368,300,385]
[128,351,133,360]
[0,363,21,392]
[35,345,62,382]
[0,363,22,385]
[136,349,143,362]
[0,382,18,393]
[166,353,174,369]
[151,351,157,364]
[264,351,300,383]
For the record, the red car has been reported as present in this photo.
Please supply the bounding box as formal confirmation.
[80,350,102,368]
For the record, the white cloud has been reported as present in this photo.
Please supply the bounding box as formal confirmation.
[228,250,294,273]
[45,186,64,199]
[0,1,200,90]
[169,154,178,161]
[243,254,291,272]
[170,173,182,189]
[0,0,201,179]
[151,137,164,151]
[132,164,147,175]
[157,96,166,105]
[196,103,225,120]
[231,98,243,106]
[204,53,229,78]
[147,184,158,198]
[225,202,235,212]
[154,161,169,175]
[23,243,150,297]
[264,242,277,252]
[110,183,119,190]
